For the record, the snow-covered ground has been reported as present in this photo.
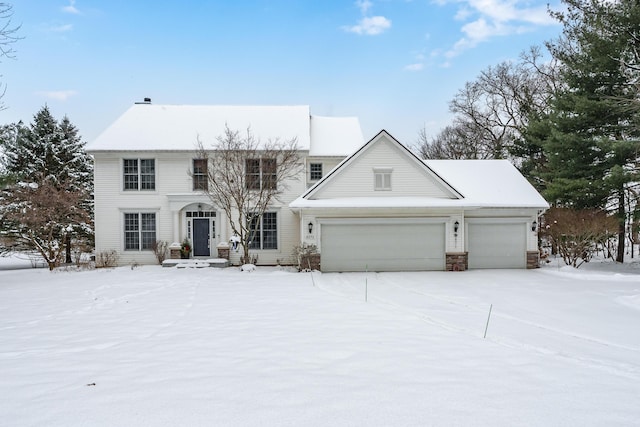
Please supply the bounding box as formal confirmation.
[0,252,47,270]
[1,261,639,426]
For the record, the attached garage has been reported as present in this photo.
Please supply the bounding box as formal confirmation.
[289,131,550,272]
[320,220,446,272]
[467,222,527,269]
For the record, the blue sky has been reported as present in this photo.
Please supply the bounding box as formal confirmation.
[2,0,562,146]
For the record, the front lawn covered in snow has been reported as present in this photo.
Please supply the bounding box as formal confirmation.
[1,263,639,426]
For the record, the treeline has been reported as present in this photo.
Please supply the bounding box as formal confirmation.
[419,0,640,264]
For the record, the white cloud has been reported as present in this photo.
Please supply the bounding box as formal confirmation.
[37,90,78,101]
[344,1,391,36]
[356,0,373,14]
[404,50,427,72]
[344,16,392,35]
[62,0,80,14]
[47,23,73,33]
[462,18,507,42]
[404,63,424,71]
[440,0,558,61]
[454,7,472,21]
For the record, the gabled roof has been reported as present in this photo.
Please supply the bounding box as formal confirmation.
[299,129,463,200]
[289,130,549,210]
[86,104,364,155]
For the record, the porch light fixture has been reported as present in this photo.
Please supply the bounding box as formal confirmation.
[308,222,314,234]
[197,203,202,212]
[454,221,459,234]
[532,221,537,232]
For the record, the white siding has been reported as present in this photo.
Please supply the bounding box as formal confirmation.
[305,156,344,188]
[224,169,305,266]
[93,150,307,267]
[94,152,194,265]
[312,136,453,199]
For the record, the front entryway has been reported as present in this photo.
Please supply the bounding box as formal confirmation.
[186,210,216,257]
[193,218,210,257]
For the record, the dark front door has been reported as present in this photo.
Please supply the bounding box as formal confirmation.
[193,218,210,257]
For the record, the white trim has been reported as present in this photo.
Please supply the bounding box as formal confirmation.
[465,217,530,224]
[300,131,463,200]
[318,217,448,225]
[317,217,448,254]
[121,157,158,193]
[374,169,392,191]
[247,210,280,251]
[121,210,159,252]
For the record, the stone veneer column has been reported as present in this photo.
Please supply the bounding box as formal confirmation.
[446,252,468,271]
[217,242,230,260]
[526,251,540,269]
[169,242,181,259]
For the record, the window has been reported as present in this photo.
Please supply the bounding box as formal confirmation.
[262,159,277,190]
[245,159,260,190]
[310,163,323,181]
[123,159,155,191]
[248,212,278,250]
[124,213,156,250]
[185,211,216,240]
[374,168,392,191]
[193,159,208,191]
[245,158,277,190]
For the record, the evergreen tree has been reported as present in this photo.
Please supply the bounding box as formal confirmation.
[512,112,552,194]
[0,105,93,264]
[543,0,640,262]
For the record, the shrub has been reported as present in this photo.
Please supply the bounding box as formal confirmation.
[95,249,119,268]
[293,243,319,271]
[152,240,169,264]
[541,207,618,268]
[180,239,191,259]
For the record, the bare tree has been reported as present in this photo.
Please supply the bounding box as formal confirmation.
[0,3,21,110]
[0,179,92,270]
[195,125,302,264]
[419,121,495,159]
[419,47,560,162]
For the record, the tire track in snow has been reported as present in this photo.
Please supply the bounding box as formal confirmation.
[376,275,640,379]
[390,278,640,354]
[314,273,640,380]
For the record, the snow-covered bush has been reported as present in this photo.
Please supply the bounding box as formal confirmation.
[293,243,319,271]
[152,240,169,264]
[240,263,256,272]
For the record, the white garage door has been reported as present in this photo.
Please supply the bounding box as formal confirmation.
[320,222,445,272]
[467,222,526,269]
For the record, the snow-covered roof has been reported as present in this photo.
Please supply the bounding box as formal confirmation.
[289,130,549,210]
[424,159,549,209]
[309,115,364,156]
[86,104,363,155]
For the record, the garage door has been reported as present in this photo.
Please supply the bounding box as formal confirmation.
[467,222,526,269]
[320,222,445,272]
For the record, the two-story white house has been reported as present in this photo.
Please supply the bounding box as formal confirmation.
[86,102,364,267]
[87,101,549,271]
